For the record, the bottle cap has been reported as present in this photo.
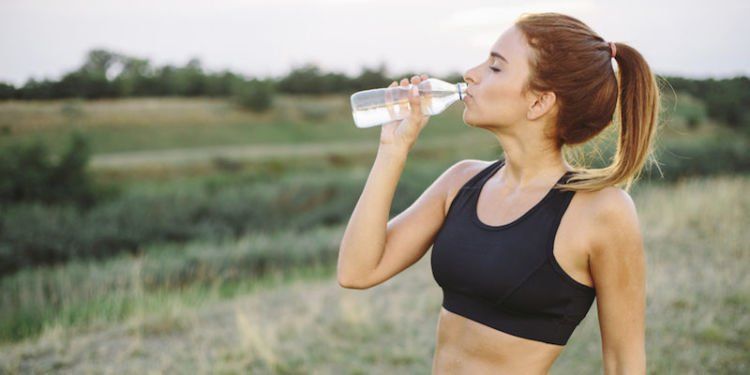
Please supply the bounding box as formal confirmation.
[456,82,468,101]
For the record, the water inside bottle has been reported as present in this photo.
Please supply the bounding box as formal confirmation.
[351,80,467,128]
[352,92,431,128]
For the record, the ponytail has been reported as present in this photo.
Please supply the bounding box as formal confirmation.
[561,42,662,193]
[515,13,663,193]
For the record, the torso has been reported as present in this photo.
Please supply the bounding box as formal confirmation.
[431,160,598,374]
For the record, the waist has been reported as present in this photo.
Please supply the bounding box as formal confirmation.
[434,306,562,374]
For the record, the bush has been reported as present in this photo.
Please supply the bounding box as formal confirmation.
[296,102,332,122]
[0,161,446,276]
[0,132,98,208]
[232,79,275,112]
[1,134,748,277]
[644,133,750,181]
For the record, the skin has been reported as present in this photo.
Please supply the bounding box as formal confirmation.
[445,26,646,373]
[339,25,646,375]
[446,27,645,374]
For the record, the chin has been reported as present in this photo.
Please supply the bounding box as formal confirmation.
[462,116,474,127]
[462,112,479,127]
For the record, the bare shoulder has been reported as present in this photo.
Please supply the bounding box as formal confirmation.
[590,186,638,221]
[574,186,642,256]
[576,186,637,216]
[448,159,494,182]
[440,159,494,215]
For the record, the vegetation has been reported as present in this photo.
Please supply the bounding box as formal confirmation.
[0,57,747,372]
[1,174,747,373]
[0,224,342,342]
[232,79,275,112]
[2,48,748,134]
[0,132,100,208]
[665,76,750,133]
[0,49,444,103]
[0,88,748,277]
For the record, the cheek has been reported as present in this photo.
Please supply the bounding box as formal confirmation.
[480,85,524,113]
[479,73,517,101]
[468,82,528,122]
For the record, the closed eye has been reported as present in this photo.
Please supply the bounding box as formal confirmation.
[490,67,501,72]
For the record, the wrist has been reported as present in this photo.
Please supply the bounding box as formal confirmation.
[377,144,410,160]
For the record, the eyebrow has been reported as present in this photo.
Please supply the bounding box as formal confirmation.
[490,51,508,64]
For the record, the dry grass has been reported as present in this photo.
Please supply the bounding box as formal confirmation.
[0,96,348,132]
[0,95,469,157]
[0,174,748,374]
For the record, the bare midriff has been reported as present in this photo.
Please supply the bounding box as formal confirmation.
[429,161,599,374]
[431,307,565,375]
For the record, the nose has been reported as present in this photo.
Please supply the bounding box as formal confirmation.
[463,66,477,86]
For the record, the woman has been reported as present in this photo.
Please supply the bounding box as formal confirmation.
[338,12,656,374]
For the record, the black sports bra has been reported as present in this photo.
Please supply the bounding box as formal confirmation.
[431,158,596,346]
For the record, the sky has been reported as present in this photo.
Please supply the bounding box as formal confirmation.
[1,0,748,86]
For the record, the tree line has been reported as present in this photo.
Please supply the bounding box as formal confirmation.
[0,49,460,101]
[0,48,748,129]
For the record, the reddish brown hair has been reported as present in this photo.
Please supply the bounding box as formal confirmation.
[515,12,662,192]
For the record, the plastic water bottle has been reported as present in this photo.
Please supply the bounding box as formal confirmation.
[350,78,468,128]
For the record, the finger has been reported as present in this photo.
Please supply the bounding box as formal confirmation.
[385,81,397,121]
[410,76,424,116]
[408,78,422,120]
[398,78,410,116]
[417,74,433,111]
[410,75,423,90]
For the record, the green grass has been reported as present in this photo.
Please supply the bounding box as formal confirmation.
[0,224,343,343]
[1,174,748,373]
[0,93,748,373]
[0,95,469,155]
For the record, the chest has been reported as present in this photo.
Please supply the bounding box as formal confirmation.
[446,185,593,280]
[431,190,593,309]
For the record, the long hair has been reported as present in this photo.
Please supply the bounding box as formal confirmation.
[515,12,663,193]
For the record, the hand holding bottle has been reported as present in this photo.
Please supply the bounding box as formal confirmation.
[379,74,431,153]
[350,75,467,129]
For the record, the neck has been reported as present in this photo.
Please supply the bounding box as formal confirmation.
[493,133,571,190]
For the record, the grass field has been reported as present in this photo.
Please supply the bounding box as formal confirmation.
[0,95,470,156]
[1,174,747,374]
[0,93,747,373]
[0,90,713,159]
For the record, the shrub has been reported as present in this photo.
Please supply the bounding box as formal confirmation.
[232,79,275,113]
[0,131,97,208]
[296,102,331,122]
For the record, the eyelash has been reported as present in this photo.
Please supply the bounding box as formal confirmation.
[490,67,501,72]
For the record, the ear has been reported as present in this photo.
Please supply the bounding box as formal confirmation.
[526,90,557,121]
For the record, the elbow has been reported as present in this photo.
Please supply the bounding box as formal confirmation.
[337,245,379,289]
[337,253,374,290]
[337,278,369,290]
[337,273,355,289]
[338,279,363,289]
[336,271,373,290]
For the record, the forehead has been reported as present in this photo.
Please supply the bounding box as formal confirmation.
[491,26,530,65]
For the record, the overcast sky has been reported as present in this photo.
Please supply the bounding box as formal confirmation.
[1,0,748,86]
